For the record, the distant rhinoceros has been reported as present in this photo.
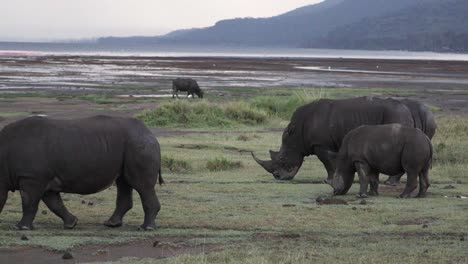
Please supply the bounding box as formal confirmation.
[172,78,204,98]
[0,115,163,230]
[332,124,432,198]
[252,97,436,184]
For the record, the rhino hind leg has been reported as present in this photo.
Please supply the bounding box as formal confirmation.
[123,166,160,230]
[42,192,78,229]
[135,187,160,231]
[416,168,430,198]
[399,172,418,198]
[104,177,133,228]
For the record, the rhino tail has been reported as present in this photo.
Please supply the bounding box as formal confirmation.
[426,136,433,170]
[158,168,164,185]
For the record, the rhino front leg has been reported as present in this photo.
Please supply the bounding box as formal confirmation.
[16,182,45,230]
[368,172,380,196]
[42,192,78,229]
[355,162,371,198]
[104,177,133,228]
[315,147,336,185]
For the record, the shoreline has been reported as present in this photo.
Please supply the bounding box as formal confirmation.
[2,46,468,61]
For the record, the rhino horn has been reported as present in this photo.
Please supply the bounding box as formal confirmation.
[269,150,280,160]
[251,152,275,173]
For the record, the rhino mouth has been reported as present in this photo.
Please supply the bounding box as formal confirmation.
[332,174,344,195]
[273,166,301,181]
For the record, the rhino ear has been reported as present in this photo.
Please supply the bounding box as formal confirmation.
[282,124,296,141]
[269,150,279,160]
[286,124,295,135]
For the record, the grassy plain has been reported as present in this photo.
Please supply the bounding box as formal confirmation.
[0,88,467,263]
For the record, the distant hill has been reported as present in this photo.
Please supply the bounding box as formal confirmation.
[318,0,468,52]
[98,0,468,52]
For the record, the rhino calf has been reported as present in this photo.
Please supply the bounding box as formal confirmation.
[332,124,432,198]
[172,78,204,98]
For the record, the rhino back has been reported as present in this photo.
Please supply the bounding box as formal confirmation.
[173,78,198,91]
[0,116,157,194]
[343,124,430,176]
[400,99,436,139]
[297,97,413,153]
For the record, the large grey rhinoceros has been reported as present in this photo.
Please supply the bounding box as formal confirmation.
[332,124,433,198]
[0,115,163,230]
[252,96,436,184]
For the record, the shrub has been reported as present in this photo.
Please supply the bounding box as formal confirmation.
[136,101,267,128]
[248,89,327,119]
[161,155,192,173]
[206,157,243,172]
[225,103,267,125]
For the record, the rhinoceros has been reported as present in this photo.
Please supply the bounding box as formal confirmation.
[382,98,436,185]
[172,78,204,98]
[252,96,435,184]
[0,115,163,230]
[332,124,433,198]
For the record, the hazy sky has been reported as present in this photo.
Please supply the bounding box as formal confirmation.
[1,0,322,41]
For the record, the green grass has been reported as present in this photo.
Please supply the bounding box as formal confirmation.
[0,111,31,118]
[432,115,468,167]
[0,89,467,263]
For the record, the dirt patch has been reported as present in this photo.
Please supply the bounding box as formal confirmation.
[396,217,439,226]
[223,146,252,153]
[315,197,348,205]
[175,144,211,150]
[442,185,456,189]
[0,236,220,264]
[378,185,406,195]
[253,232,302,241]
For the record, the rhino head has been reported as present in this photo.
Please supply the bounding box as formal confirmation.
[252,123,305,181]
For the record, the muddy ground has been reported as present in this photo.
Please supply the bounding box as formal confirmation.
[0,55,467,263]
[0,55,467,124]
[0,236,220,264]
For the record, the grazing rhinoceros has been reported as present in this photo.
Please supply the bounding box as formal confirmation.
[172,78,204,98]
[384,99,437,185]
[332,124,433,198]
[0,115,163,230]
[252,96,435,184]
